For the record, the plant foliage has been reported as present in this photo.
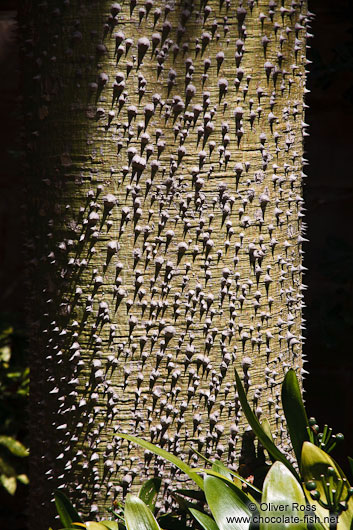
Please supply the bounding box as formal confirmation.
[0,319,29,495]
[52,370,353,530]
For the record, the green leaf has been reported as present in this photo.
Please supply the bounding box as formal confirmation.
[171,491,200,513]
[79,521,107,530]
[189,446,214,465]
[157,514,189,530]
[195,468,260,507]
[106,508,125,526]
[55,490,83,527]
[0,474,17,495]
[124,494,161,530]
[212,460,233,480]
[100,521,120,530]
[195,467,261,496]
[234,369,300,481]
[281,369,309,466]
[70,521,107,530]
[260,461,307,529]
[204,475,255,530]
[205,465,262,495]
[0,436,29,457]
[139,477,161,512]
[117,434,203,489]
[17,473,29,485]
[175,488,205,501]
[260,419,274,442]
[259,419,275,465]
[189,508,219,530]
[301,442,353,530]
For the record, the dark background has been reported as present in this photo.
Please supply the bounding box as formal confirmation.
[305,0,353,469]
[0,0,352,527]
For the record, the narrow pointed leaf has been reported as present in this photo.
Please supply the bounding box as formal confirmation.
[234,369,299,481]
[117,434,203,489]
[107,507,124,524]
[229,474,262,495]
[100,521,120,530]
[204,475,255,530]
[124,494,161,530]
[175,488,205,502]
[259,419,275,464]
[260,461,306,529]
[0,436,28,457]
[260,418,274,442]
[301,442,353,530]
[80,521,107,530]
[212,460,233,480]
[55,490,83,527]
[189,446,214,465]
[281,369,309,465]
[139,477,161,512]
[189,508,219,530]
[171,492,198,511]
[195,468,261,500]
[210,460,245,492]
[195,467,262,494]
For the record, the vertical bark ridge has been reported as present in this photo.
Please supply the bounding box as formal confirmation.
[22,0,311,527]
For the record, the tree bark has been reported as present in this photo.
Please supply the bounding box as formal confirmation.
[21,0,311,527]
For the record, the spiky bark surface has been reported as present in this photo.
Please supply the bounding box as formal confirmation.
[22,0,311,527]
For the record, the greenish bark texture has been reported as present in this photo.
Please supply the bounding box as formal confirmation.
[22,0,311,528]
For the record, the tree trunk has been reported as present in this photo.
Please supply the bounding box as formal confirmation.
[21,0,311,527]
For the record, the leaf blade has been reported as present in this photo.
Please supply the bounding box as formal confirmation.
[73,521,107,530]
[189,508,220,530]
[195,468,261,499]
[211,460,233,480]
[100,521,120,530]
[281,369,309,465]
[54,490,83,527]
[139,477,161,512]
[85,521,107,530]
[117,434,203,489]
[204,475,254,530]
[260,418,273,442]
[234,369,299,481]
[260,461,307,530]
[0,436,29,457]
[124,494,161,530]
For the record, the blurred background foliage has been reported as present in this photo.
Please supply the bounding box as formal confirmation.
[0,315,28,527]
